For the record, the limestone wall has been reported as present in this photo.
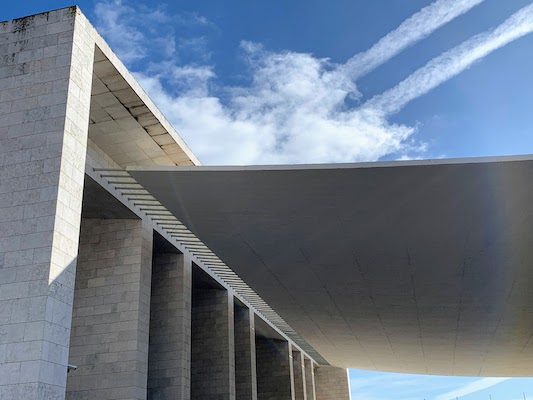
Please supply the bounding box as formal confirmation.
[0,7,94,399]
[147,253,192,399]
[66,219,153,400]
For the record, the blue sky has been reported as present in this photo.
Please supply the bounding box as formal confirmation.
[5,1,533,164]
[4,1,533,398]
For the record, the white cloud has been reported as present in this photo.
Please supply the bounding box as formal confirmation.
[93,0,175,63]
[339,0,486,80]
[92,0,531,165]
[133,53,416,164]
[93,0,213,65]
[433,377,510,400]
[364,3,533,116]
[93,0,146,63]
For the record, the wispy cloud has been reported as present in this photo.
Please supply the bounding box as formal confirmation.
[363,3,533,116]
[340,0,486,80]
[93,0,214,65]
[92,0,531,165]
[93,0,174,63]
[433,377,510,400]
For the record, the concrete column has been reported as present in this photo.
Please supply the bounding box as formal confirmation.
[289,344,296,399]
[292,349,306,400]
[0,7,94,400]
[315,366,351,400]
[304,358,316,400]
[255,337,294,400]
[191,283,235,399]
[147,253,192,400]
[234,301,257,400]
[66,219,153,400]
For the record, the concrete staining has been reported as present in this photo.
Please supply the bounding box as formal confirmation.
[130,158,533,376]
[0,7,348,400]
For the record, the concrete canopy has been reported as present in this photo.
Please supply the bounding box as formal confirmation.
[130,155,533,376]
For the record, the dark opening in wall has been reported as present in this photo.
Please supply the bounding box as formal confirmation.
[147,232,189,399]
[234,299,256,399]
[254,315,293,399]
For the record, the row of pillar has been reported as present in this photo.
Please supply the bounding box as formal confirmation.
[65,218,349,400]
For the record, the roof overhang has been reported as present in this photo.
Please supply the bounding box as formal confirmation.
[130,155,533,376]
[88,35,201,167]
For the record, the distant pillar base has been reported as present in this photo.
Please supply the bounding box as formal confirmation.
[315,366,350,400]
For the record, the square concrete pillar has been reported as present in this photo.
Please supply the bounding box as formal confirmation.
[191,269,236,400]
[66,219,153,400]
[303,358,316,400]
[0,7,94,400]
[148,252,192,400]
[315,366,351,400]
[292,349,306,400]
[255,337,294,400]
[234,300,257,400]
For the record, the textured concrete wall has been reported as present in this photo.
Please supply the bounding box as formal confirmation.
[66,219,153,400]
[256,338,293,400]
[148,253,192,400]
[234,302,257,400]
[191,286,235,399]
[315,366,351,400]
[304,358,316,400]
[0,7,94,400]
[292,350,306,400]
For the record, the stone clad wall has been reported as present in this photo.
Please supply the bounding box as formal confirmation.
[148,253,192,399]
[0,7,94,400]
[256,338,294,400]
[191,286,235,400]
[66,219,153,400]
[315,366,351,400]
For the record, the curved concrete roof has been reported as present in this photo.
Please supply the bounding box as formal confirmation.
[130,155,533,376]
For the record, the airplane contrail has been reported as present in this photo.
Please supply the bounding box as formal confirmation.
[340,0,486,80]
[362,3,533,116]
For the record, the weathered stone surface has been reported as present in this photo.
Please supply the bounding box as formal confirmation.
[0,7,94,400]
